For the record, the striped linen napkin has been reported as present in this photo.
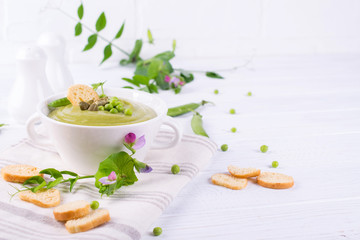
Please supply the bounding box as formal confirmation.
[0,131,217,240]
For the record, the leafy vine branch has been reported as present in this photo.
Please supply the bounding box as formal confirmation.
[54,2,254,94]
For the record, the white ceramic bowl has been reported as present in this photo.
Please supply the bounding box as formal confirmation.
[26,88,182,174]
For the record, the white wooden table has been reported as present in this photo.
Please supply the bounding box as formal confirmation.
[1,55,360,239]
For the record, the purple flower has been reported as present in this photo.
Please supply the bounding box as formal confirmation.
[124,133,146,151]
[170,77,181,87]
[99,171,117,185]
[134,159,153,173]
[125,133,136,144]
[164,76,185,88]
[140,165,153,173]
[133,135,145,150]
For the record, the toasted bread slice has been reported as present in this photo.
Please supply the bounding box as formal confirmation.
[67,84,99,106]
[211,173,248,190]
[1,164,43,183]
[53,200,90,221]
[228,166,261,178]
[65,209,110,233]
[257,172,294,189]
[19,188,60,208]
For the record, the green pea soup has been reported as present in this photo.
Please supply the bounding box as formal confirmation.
[48,98,157,126]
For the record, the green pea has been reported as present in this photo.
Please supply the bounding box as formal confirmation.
[229,109,236,114]
[214,89,219,94]
[153,227,162,236]
[116,105,124,112]
[110,96,119,101]
[104,103,113,111]
[247,91,252,96]
[90,201,99,210]
[110,108,118,114]
[110,99,120,106]
[231,127,237,133]
[272,161,279,168]
[171,164,180,174]
[124,108,133,116]
[98,106,105,111]
[221,144,228,152]
[260,145,268,153]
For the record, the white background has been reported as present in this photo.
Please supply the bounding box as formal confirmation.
[0,0,360,64]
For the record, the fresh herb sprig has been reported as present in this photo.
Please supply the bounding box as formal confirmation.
[9,133,152,198]
[91,81,106,97]
[23,169,93,193]
[58,2,226,94]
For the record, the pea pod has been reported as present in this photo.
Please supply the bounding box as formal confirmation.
[191,111,209,138]
[167,100,211,117]
[48,97,71,108]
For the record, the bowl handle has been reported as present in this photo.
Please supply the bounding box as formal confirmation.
[151,116,182,150]
[26,113,53,147]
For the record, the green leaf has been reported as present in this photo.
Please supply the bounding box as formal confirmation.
[174,88,181,94]
[75,22,82,36]
[172,39,176,52]
[148,84,158,93]
[147,29,154,44]
[134,61,148,76]
[146,59,162,79]
[120,59,130,66]
[83,34,98,51]
[47,177,63,189]
[163,61,174,75]
[205,71,224,79]
[180,71,194,83]
[23,176,46,186]
[100,44,112,64]
[154,51,175,61]
[69,177,78,192]
[139,86,150,93]
[91,82,103,91]
[121,78,140,87]
[60,170,78,177]
[23,176,47,193]
[40,168,63,179]
[77,4,84,20]
[32,181,47,193]
[155,73,170,90]
[123,86,134,89]
[95,151,138,196]
[95,12,106,32]
[133,75,150,85]
[115,22,125,39]
[0,124,6,127]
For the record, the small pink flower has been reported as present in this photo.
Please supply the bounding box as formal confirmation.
[108,171,117,181]
[99,171,117,185]
[164,75,171,83]
[179,81,185,86]
[125,133,136,144]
